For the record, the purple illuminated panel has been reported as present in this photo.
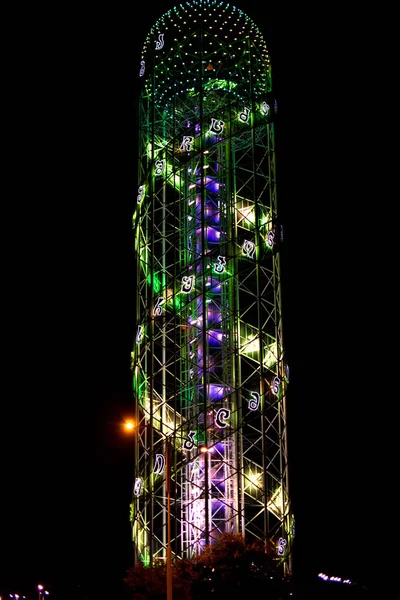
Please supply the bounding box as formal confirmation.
[208,384,225,401]
[205,279,221,293]
[194,177,220,194]
[207,330,223,346]
[205,203,220,224]
[207,306,222,325]
[196,227,220,243]
[195,384,230,402]
[205,180,220,193]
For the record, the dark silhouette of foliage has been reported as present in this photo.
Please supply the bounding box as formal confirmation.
[124,533,291,599]
[124,562,165,600]
[190,533,283,597]
[124,559,193,600]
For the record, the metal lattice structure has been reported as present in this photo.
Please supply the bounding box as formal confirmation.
[131,0,293,576]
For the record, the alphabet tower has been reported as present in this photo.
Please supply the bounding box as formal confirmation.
[131,0,293,576]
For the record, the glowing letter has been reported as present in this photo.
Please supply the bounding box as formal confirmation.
[155,160,165,175]
[272,376,280,395]
[133,477,143,496]
[214,256,226,273]
[153,454,165,474]
[137,185,144,203]
[153,297,165,316]
[180,136,194,151]
[139,61,145,77]
[209,118,224,135]
[216,408,230,428]
[239,107,250,123]
[242,240,255,259]
[155,33,164,50]
[277,537,287,556]
[181,275,194,293]
[136,325,143,343]
[248,392,260,411]
[267,231,275,248]
[183,430,196,450]
[261,101,270,116]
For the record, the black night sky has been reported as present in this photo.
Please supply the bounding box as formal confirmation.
[1,3,395,599]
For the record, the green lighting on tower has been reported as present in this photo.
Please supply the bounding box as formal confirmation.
[131,0,292,578]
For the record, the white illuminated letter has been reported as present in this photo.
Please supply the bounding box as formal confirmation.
[239,107,250,123]
[183,430,196,450]
[134,477,143,496]
[153,297,165,316]
[242,240,255,259]
[181,275,194,293]
[153,454,165,474]
[214,256,226,273]
[155,33,164,50]
[139,61,145,77]
[155,160,165,175]
[272,376,280,395]
[267,231,275,247]
[209,118,224,135]
[248,392,260,411]
[277,537,287,556]
[261,101,270,116]
[216,408,230,428]
[136,325,143,343]
[137,185,144,203]
[180,136,194,151]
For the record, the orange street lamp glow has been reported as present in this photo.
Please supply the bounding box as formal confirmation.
[124,420,135,431]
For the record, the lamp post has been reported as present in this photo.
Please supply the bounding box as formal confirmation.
[124,420,173,600]
[165,437,172,600]
[124,419,140,565]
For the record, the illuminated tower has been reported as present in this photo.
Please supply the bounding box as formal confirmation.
[131,0,293,577]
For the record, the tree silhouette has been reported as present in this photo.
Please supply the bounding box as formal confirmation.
[124,533,291,599]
